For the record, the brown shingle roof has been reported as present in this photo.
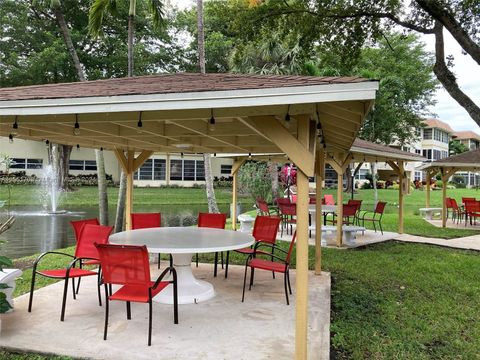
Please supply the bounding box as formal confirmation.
[423,118,454,133]
[453,130,480,141]
[0,73,374,101]
[352,138,424,160]
[431,149,480,165]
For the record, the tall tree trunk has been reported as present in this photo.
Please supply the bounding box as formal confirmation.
[197,0,219,213]
[203,153,219,213]
[197,0,206,74]
[96,149,109,225]
[127,0,136,78]
[115,172,127,232]
[370,162,378,210]
[345,164,353,193]
[268,161,279,202]
[53,8,85,81]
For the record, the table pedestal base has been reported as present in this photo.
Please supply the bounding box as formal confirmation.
[153,253,215,305]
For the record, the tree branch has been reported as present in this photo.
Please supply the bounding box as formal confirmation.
[433,21,480,126]
[415,0,480,66]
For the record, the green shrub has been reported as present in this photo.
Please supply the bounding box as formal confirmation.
[238,161,274,203]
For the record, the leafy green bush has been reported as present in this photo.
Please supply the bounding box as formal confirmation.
[238,161,273,203]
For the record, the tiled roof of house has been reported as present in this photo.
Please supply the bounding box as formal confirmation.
[352,138,424,160]
[0,73,374,101]
[423,118,454,133]
[453,130,480,141]
[430,149,480,165]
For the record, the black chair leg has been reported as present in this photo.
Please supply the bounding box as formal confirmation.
[60,277,69,321]
[379,221,383,235]
[284,272,289,305]
[75,276,81,295]
[220,252,224,269]
[173,277,179,324]
[126,301,131,320]
[225,251,230,278]
[249,268,255,290]
[214,252,218,277]
[287,270,292,294]
[71,278,76,300]
[241,263,249,302]
[148,299,153,346]
[158,253,161,269]
[103,285,109,341]
[97,266,103,307]
[28,270,36,312]
[196,253,198,267]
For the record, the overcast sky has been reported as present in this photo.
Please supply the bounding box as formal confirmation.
[169,0,479,135]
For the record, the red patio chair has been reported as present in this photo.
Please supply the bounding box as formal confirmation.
[309,196,316,204]
[445,197,453,220]
[451,198,466,224]
[278,202,296,236]
[28,224,113,321]
[327,204,357,226]
[70,218,101,296]
[256,198,278,216]
[197,212,227,277]
[291,194,298,203]
[360,202,387,234]
[242,231,296,305]
[95,243,178,346]
[462,197,475,204]
[131,213,166,269]
[347,199,362,225]
[324,194,335,205]
[464,200,480,225]
[225,216,281,278]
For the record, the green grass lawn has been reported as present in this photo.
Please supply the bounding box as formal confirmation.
[7,240,480,359]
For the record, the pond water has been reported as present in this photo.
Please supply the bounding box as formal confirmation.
[0,204,236,259]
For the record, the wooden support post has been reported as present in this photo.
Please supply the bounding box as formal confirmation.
[294,115,312,360]
[398,161,405,234]
[426,170,431,208]
[315,144,324,275]
[441,167,456,228]
[336,171,344,246]
[125,150,134,230]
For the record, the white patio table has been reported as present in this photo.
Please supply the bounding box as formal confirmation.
[109,227,254,305]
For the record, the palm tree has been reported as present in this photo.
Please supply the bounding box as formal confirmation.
[89,0,164,230]
[197,0,219,213]
[89,0,164,77]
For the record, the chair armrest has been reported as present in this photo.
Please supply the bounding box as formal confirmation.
[152,266,177,290]
[32,251,75,270]
[254,241,287,255]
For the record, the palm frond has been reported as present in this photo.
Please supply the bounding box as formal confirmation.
[148,0,165,31]
[88,0,116,37]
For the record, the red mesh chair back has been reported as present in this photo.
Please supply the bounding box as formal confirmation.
[291,195,298,203]
[343,204,357,217]
[285,232,297,264]
[374,202,387,214]
[96,244,151,287]
[462,197,475,204]
[279,203,296,216]
[465,201,480,213]
[347,199,362,212]
[445,197,453,209]
[252,216,281,244]
[276,197,291,205]
[324,194,335,205]
[451,198,460,210]
[70,218,99,242]
[256,199,270,215]
[309,196,316,204]
[75,224,113,260]
[131,213,161,230]
[198,213,227,229]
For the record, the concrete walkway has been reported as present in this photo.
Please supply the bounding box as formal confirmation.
[396,233,480,251]
[0,264,330,360]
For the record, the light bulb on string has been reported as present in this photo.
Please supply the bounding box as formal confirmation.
[9,134,14,143]
[73,115,80,136]
[12,116,18,136]
[209,109,216,131]
[137,111,143,128]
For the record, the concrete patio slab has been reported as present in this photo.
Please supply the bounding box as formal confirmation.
[0,264,330,360]
[426,218,480,230]
[396,233,480,251]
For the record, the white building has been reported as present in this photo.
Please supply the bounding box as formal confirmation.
[451,130,480,187]
[0,138,234,187]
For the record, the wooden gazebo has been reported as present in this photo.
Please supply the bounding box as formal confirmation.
[0,73,378,359]
[418,149,480,227]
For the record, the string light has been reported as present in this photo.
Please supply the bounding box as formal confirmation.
[100,147,103,151]
[213,153,216,157]
[137,111,143,128]
[8,134,14,143]
[248,152,252,159]
[73,115,80,136]
[45,139,49,146]
[285,105,291,122]
[12,116,18,136]
[209,109,216,131]
[76,144,80,150]
[181,152,184,158]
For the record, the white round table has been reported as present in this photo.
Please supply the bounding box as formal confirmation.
[109,227,254,305]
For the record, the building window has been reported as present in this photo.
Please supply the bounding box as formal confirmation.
[220,164,232,175]
[10,158,43,170]
[414,171,422,181]
[423,128,432,140]
[135,159,166,180]
[356,169,369,180]
[415,149,421,155]
[69,160,97,171]
[170,159,204,181]
[422,149,432,160]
